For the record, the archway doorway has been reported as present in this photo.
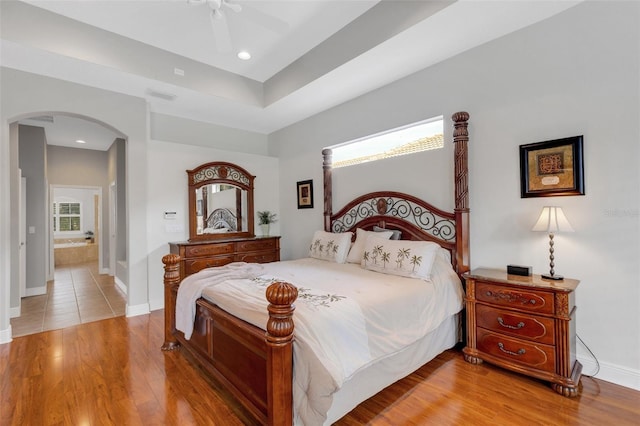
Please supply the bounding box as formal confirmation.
[9,113,128,337]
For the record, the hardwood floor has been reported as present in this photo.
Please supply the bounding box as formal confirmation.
[1,310,638,425]
[9,262,126,337]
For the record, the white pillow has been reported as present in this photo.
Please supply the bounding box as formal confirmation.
[346,228,393,264]
[309,230,353,263]
[361,235,440,280]
[373,225,402,240]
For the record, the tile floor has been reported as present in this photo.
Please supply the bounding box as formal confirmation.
[10,261,127,338]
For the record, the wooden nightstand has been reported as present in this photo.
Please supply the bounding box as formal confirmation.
[463,268,582,397]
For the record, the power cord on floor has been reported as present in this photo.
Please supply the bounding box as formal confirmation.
[577,333,600,377]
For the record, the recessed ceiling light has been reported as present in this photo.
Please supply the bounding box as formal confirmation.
[76,140,86,144]
[237,51,251,60]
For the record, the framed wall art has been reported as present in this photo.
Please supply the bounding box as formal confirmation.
[297,179,314,209]
[519,135,585,198]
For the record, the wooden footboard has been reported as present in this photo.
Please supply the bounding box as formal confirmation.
[161,254,298,426]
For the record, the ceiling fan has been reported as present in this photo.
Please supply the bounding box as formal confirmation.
[188,0,240,53]
[188,0,289,54]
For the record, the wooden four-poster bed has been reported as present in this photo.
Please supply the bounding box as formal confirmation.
[162,112,471,425]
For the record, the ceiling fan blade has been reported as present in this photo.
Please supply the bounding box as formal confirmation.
[240,3,289,35]
[224,0,242,13]
[208,0,223,9]
[209,9,233,53]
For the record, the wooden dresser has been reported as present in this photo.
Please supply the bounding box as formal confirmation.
[463,268,582,397]
[169,236,280,281]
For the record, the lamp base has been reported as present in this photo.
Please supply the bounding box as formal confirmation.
[542,273,564,280]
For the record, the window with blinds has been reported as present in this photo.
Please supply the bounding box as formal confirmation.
[53,202,82,232]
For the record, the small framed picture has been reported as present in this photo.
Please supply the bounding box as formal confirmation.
[519,135,585,198]
[297,180,314,209]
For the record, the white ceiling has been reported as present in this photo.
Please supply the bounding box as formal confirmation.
[1,0,582,150]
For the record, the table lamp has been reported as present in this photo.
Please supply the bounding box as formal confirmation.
[532,206,574,280]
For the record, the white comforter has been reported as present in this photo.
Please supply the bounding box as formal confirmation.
[175,255,464,425]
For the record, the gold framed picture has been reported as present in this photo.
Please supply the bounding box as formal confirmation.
[520,136,585,198]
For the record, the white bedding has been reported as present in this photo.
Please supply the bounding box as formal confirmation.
[175,255,464,425]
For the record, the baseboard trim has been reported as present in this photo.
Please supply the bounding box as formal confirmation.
[100,267,110,274]
[0,325,13,344]
[25,286,47,297]
[149,297,164,312]
[9,306,21,318]
[126,303,150,317]
[578,355,640,391]
[114,276,127,295]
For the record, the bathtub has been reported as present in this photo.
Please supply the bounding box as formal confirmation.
[54,241,97,266]
[54,241,88,249]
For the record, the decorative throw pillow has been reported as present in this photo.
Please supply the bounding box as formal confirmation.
[346,228,393,264]
[309,230,353,263]
[361,235,440,280]
[373,225,401,240]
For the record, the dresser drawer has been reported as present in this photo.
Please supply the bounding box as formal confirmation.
[235,251,279,264]
[185,256,235,275]
[476,281,554,315]
[185,243,235,258]
[477,329,556,373]
[476,304,555,345]
[236,239,276,252]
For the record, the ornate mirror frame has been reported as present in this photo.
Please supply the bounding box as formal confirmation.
[187,161,255,241]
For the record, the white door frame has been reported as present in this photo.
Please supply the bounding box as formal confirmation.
[19,171,26,300]
[50,185,103,273]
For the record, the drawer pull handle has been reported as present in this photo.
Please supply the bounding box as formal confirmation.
[498,342,526,356]
[497,317,525,330]
[485,290,537,305]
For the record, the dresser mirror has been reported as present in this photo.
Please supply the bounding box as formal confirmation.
[187,161,255,241]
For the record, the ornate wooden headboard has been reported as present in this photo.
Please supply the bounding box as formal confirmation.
[205,207,238,231]
[322,111,470,276]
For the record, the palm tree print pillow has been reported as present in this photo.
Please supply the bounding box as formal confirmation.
[361,235,440,280]
[308,230,353,263]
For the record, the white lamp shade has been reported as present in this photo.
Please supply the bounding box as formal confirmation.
[532,206,574,233]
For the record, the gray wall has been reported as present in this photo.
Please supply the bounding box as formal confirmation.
[18,125,48,293]
[150,114,268,155]
[108,138,127,284]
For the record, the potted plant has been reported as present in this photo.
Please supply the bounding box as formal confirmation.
[257,211,277,236]
[85,230,94,243]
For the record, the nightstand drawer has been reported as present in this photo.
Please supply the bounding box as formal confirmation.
[476,305,555,345]
[185,256,235,275]
[477,329,556,373]
[185,243,235,258]
[476,281,554,315]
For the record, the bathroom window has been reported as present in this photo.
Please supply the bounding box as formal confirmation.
[53,202,82,232]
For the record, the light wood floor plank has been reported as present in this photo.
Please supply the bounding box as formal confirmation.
[1,310,638,425]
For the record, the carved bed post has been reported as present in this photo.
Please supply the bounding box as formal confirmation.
[265,281,298,426]
[452,111,470,275]
[161,254,181,351]
[322,149,333,232]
